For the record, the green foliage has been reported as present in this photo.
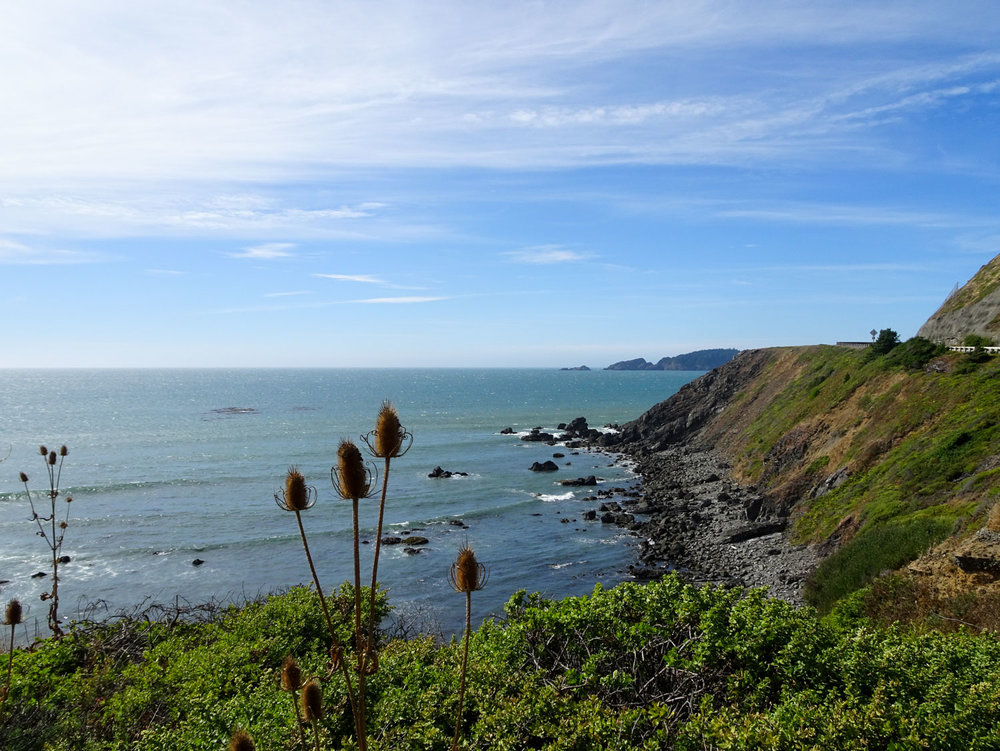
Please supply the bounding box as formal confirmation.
[866,328,900,358]
[6,577,1000,749]
[962,334,995,348]
[804,516,956,613]
[882,336,946,370]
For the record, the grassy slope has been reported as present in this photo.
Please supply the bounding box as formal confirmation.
[697,344,1000,611]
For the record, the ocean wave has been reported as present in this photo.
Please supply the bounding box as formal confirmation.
[535,491,576,502]
[548,559,587,570]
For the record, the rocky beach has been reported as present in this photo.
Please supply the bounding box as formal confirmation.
[575,348,822,604]
[532,404,820,606]
[610,445,818,605]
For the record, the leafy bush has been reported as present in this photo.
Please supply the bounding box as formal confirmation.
[883,336,946,370]
[803,516,955,613]
[7,576,1000,749]
[963,334,995,348]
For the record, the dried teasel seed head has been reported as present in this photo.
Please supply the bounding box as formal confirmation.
[228,728,256,751]
[19,472,28,483]
[450,544,488,594]
[334,440,371,500]
[372,400,408,458]
[301,678,324,721]
[280,655,301,692]
[59,445,68,457]
[4,599,23,626]
[39,446,48,456]
[48,451,57,466]
[284,468,310,511]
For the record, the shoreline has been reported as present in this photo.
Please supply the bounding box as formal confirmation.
[606,443,819,606]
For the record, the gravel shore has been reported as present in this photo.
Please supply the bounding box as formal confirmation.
[611,445,819,605]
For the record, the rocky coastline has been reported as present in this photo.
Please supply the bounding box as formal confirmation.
[610,444,818,605]
[524,408,819,605]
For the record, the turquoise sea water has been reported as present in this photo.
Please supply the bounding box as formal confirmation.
[0,369,698,637]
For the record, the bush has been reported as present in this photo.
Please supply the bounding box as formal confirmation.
[803,516,955,613]
[962,334,995,348]
[6,576,1000,749]
[883,336,946,370]
[866,328,900,359]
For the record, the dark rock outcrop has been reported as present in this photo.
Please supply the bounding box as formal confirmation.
[601,349,772,452]
[428,466,468,478]
[530,460,560,472]
[560,475,599,486]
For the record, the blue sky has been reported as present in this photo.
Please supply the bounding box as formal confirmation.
[3,1,1000,367]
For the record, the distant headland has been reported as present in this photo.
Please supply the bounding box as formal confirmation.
[604,348,741,371]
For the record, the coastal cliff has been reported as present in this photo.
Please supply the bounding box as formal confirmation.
[918,254,1000,344]
[605,341,1000,615]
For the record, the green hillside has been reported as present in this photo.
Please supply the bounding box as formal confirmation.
[695,340,1000,614]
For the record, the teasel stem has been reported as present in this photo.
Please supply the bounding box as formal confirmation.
[289,689,307,751]
[449,545,487,751]
[351,494,368,745]
[2,600,22,716]
[452,589,473,751]
[362,402,411,661]
[292,509,360,732]
[365,454,391,658]
[281,656,308,751]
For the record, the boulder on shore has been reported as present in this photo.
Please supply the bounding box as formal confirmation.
[560,475,599,487]
[428,466,468,478]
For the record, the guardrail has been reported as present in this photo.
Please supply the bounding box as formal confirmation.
[948,346,1000,353]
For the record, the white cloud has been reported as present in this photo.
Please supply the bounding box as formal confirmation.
[314,273,386,284]
[0,239,105,264]
[2,1,998,190]
[355,296,446,304]
[505,246,591,264]
[230,243,296,259]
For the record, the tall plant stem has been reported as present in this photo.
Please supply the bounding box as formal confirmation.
[49,518,60,637]
[289,689,308,751]
[452,590,473,751]
[351,497,368,751]
[293,510,361,737]
[366,456,392,652]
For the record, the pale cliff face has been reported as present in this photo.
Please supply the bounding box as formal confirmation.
[918,255,1000,345]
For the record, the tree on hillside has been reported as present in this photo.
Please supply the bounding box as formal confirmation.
[868,328,900,357]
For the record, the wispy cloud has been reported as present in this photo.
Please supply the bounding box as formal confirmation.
[717,201,987,229]
[314,273,386,284]
[146,268,185,276]
[355,296,447,304]
[3,2,998,190]
[505,246,592,264]
[230,243,296,259]
[265,290,312,298]
[0,240,105,265]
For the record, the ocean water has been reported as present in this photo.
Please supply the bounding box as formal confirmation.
[0,369,698,638]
